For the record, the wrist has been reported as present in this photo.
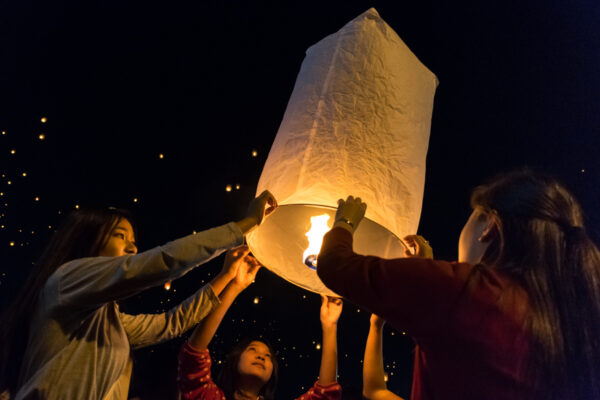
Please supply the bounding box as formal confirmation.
[333,220,354,234]
[321,322,338,331]
[228,281,247,292]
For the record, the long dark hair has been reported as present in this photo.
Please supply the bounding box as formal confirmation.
[0,208,135,394]
[216,337,278,400]
[471,169,600,400]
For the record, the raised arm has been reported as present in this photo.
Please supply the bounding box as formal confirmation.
[52,191,276,310]
[363,314,403,400]
[188,247,260,350]
[318,295,342,385]
[120,246,251,348]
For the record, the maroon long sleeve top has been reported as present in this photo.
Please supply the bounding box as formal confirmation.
[317,227,537,400]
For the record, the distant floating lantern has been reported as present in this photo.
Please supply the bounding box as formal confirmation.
[10,149,15,155]
[251,150,258,157]
[39,134,45,140]
[159,153,164,159]
[41,117,47,123]
[22,172,27,177]
[164,281,171,291]
[9,241,15,247]
[225,185,232,192]
[253,297,259,304]
[75,204,79,209]
[316,343,321,350]
[34,196,39,201]
[235,184,241,190]
[133,198,138,203]
[246,8,437,295]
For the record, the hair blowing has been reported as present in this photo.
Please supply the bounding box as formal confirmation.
[471,170,600,400]
[0,208,135,394]
[216,338,278,400]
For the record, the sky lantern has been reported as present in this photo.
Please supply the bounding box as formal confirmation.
[246,8,438,295]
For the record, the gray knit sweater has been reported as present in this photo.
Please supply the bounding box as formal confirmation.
[15,222,244,400]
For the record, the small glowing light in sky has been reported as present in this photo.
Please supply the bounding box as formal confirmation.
[316,343,321,350]
[22,172,27,177]
[384,373,389,382]
[164,281,172,290]
[251,150,258,157]
[253,297,259,304]
[9,241,15,247]
[581,169,585,173]
[1,131,5,135]
[48,225,52,229]
[75,204,79,209]
[7,181,11,185]
[133,198,138,203]
[225,185,232,192]
[158,153,164,159]
[0,225,4,229]
[34,196,40,201]
[39,134,45,140]
[235,184,240,190]
[0,193,3,196]
[41,117,47,123]
[10,149,15,154]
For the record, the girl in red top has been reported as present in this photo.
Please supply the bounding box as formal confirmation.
[178,246,343,400]
[317,170,600,400]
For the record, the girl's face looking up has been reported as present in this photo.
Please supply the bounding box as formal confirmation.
[99,218,137,257]
[237,341,274,383]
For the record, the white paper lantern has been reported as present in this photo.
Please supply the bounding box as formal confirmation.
[247,8,438,295]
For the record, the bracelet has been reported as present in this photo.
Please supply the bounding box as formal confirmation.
[335,217,355,228]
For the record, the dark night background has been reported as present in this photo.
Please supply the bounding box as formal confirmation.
[1,0,598,398]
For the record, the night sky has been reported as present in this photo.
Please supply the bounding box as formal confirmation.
[1,0,599,398]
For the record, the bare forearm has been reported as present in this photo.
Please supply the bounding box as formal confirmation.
[363,324,387,395]
[208,270,235,298]
[188,283,242,350]
[318,324,338,385]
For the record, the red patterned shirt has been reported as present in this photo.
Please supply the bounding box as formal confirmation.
[178,342,342,400]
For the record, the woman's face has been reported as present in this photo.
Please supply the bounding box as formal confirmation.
[237,341,274,384]
[458,208,492,264]
[99,218,137,257]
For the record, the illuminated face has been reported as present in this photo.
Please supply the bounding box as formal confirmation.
[458,208,491,264]
[237,341,273,384]
[99,218,137,257]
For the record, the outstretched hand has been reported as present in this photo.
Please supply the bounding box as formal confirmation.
[320,295,343,327]
[246,190,277,225]
[232,252,261,290]
[403,235,434,259]
[222,245,261,287]
[370,313,386,329]
[334,195,367,234]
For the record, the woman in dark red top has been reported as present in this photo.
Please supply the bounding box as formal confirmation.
[317,170,600,400]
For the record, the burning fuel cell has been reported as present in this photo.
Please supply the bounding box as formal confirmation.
[303,214,331,269]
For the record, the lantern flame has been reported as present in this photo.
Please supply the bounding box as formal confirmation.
[164,281,171,291]
[303,214,331,269]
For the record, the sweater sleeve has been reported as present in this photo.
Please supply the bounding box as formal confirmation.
[49,222,244,310]
[295,381,342,400]
[317,228,473,336]
[119,284,220,349]
[177,343,224,400]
